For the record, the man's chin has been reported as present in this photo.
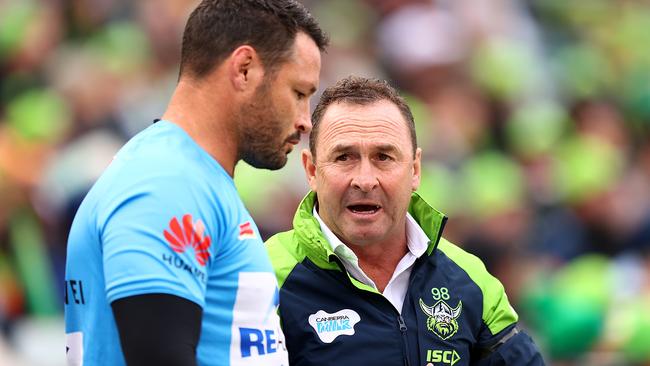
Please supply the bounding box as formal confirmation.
[243,154,288,171]
[342,230,385,248]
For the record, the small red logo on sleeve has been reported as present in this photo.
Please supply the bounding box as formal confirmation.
[163,214,212,266]
[238,221,256,240]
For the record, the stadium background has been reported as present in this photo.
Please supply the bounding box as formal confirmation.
[1,0,650,365]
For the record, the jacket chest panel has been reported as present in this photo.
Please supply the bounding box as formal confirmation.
[403,257,486,365]
[280,255,486,365]
[280,260,409,365]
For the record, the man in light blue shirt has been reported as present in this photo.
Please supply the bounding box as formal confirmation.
[64,1,328,365]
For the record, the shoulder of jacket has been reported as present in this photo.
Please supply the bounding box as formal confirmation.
[436,238,518,335]
[266,230,303,289]
[436,239,490,278]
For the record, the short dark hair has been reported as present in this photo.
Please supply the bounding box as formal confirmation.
[179,0,328,79]
[310,76,417,157]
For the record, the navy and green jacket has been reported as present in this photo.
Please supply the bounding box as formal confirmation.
[266,192,544,366]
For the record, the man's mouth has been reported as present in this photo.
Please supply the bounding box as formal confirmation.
[286,132,301,145]
[347,204,381,214]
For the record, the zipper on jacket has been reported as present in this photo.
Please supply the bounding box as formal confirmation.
[397,315,411,366]
[330,252,412,366]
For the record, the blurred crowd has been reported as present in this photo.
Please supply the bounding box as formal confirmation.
[1,0,650,365]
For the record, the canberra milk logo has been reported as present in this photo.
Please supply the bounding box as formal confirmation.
[308,309,360,343]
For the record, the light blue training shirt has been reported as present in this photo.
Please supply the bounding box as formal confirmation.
[64,120,288,365]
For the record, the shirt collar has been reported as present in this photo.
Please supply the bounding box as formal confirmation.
[312,207,429,260]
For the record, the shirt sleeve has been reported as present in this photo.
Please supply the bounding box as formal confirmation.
[101,174,220,308]
[111,294,202,366]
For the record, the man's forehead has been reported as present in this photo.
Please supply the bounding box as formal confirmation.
[315,99,414,157]
[284,32,321,83]
[319,101,407,134]
[322,99,402,119]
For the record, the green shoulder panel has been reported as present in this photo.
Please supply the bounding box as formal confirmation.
[265,230,302,289]
[437,238,518,335]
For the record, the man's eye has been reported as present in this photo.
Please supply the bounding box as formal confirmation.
[377,153,392,161]
[335,154,348,162]
[296,91,306,100]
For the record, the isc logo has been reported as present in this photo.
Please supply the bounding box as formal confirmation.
[240,328,279,357]
[426,349,460,366]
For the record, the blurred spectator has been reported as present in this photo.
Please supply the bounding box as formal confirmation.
[1,0,650,364]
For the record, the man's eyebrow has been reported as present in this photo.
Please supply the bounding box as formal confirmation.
[327,143,399,154]
[296,79,317,95]
[375,143,399,152]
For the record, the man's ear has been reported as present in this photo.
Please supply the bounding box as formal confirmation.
[302,149,318,192]
[228,45,264,93]
[412,147,422,191]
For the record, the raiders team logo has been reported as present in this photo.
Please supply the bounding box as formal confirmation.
[419,298,463,340]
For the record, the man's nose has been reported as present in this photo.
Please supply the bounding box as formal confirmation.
[296,103,312,134]
[350,159,378,193]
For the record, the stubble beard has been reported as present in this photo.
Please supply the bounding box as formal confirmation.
[237,83,289,170]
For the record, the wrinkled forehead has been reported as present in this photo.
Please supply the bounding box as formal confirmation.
[317,100,411,152]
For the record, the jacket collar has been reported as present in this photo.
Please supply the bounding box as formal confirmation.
[292,191,447,264]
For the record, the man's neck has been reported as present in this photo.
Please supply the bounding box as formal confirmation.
[348,235,408,293]
[161,79,239,176]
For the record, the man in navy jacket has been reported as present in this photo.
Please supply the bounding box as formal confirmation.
[266,76,544,365]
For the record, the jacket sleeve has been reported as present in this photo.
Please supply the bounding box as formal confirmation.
[435,240,545,365]
[474,325,545,365]
[472,270,546,365]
